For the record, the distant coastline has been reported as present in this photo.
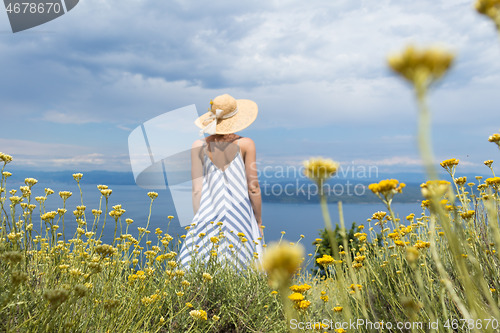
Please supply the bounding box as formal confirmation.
[6,168,487,204]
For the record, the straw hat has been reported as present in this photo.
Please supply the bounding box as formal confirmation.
[195,94,258,135]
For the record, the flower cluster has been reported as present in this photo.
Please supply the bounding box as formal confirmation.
[440,158,459,174]
[368,179,406,204]
[485,177,500,187]
[388,45,454,90]
[316,254,338,266]
[289,283,311,293]
[488,133,500,150]
[475,0,500,29]
[189,309,208,321]
[420,180,450,199]
[0,152,13,164]
[303,157,339,185]
[262,243,304,288]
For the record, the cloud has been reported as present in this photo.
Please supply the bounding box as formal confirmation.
[0,138,88,157]
[0,0,499,172]
[2,0,499,126]
[42,110,97,124]
[48,153,125,167]
[0,138,130,171]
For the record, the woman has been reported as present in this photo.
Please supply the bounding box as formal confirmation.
[178,94,264,269]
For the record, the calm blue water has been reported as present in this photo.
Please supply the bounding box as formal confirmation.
[6,181,421,256]
[261,201,421,256]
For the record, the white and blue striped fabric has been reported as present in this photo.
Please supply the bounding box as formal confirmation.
[178,141,263,269]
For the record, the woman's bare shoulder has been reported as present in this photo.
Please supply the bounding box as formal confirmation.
[237,137,255,148]
[237,137,255,157]
[192,139,205,148]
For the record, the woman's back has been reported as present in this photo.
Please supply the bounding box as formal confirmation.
[178,134,263,268]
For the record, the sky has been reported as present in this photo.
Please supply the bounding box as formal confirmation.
[1,0,499,179]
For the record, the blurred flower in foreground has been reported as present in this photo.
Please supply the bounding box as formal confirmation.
[388,45,454,91]
[475,0,500,30]
[303,157,339,186]
[420,180,451,198]
[262,243,303,288]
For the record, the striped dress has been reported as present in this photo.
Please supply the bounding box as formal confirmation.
[178,140,263,269]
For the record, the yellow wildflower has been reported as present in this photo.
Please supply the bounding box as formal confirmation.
[488,133,500,146]
[72,173,83,182]
[406,246,419,263]
[289,284,312,293]
[0,152,13,164]
[440,158,459,172]
[41,211,57,221]
[288,293,305,302]
[189,310,207,321]
[476,0,500,29]
[354,254,366,262]
[368,179,405,197]
[59,191,72,200]
[24,177,38,187]
[261,243,304,288]
[303,157,339,185]
[460,210,475,219]
[371,211,387,220]
[455,176,467,187]
[349,284,362,291]
[314,323,329,330]
[388,45,454,89]
[420,180,450,198]
[295,300,311,309]
[485,177,500,187]
[316,254,335,266]
[147,192,158,200]
[414,240,430,249]
[100,189,112,197]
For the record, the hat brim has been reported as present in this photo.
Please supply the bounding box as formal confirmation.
[194,99,258,135]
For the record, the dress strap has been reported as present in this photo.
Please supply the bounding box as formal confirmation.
[235,136,244,147]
